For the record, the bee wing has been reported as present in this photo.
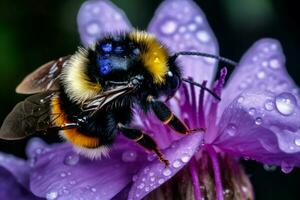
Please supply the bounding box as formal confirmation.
[16,56,71,94]
[0,92,53,140]
[83,84,134,113]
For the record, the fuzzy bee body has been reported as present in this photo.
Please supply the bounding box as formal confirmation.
[1,31,188,162]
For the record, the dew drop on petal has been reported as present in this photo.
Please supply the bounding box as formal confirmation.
[122,150,137,162]
[237,96,244,103]
[172,160,182,168]
[138,183,145,189]
[181,154,190,163]
[132,175,138,182]
[294,139,300,146]
[224,124,237,136]
[275,92,297,116]
[264,100,274,111]
[255,117,263,125]
[91,187,97,192]
[269,58,280,69]
[195,15,203,24]
[86,23,101,35]
[46,191,58,200]
[281,161,294,174]
[248,108,256,116]
[161,20,177,35]
[162,168,172,176]
[145,187,150,192]
[60,172,66,178]
[150,177,155,182]
[196,31,210,42]
[158,178,164,184]
[64,153,79,166]
[256,71,266,79]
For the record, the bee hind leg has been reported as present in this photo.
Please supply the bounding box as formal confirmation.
[117,123,169,166]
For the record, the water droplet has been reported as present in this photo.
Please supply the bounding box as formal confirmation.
[158,178,164,184]
[295,139,300,146]
[237,96,244,103]
[69,180,76,185]
[224,124,237,136]
[145,187,150,192]
[122,150,137,162]
[264,100,274,111]
[196,31,210,42]
[275,92,297,116]
[188,23,197,31]
[281,161,294,174]
[60,172,66,177]
[86,23,101,35]
[255,117,263,125]
[172,160,182,168]
[248,108,256,116]
[64,153,79,166]
[138,183,145,189]
[161,20,177,35]
[269,58,280,69]
[46,191,58,200]
[91,187,97,192]
[261,61,268,67]
[150,177,155,182]
[195,15,203,24]
[180,154,190,163]
[256,71,266,79]
[162,168,172,176]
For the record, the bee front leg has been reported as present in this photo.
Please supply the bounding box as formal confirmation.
[117,123,169,166]
[147,96,205,134]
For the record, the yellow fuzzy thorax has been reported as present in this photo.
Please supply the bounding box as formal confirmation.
[61,48,102,103]
[129,31,168,84]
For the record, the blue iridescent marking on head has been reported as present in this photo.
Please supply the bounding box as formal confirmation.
[97,56,111,75]
[114,46,124,54]
[101,43,113,53]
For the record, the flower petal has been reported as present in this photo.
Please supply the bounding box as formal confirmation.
[128,133,203,200]
[30,138,147,200]
[0,167,41,200]
[220,39,299,116]
[214,90,300,170]
[77,0,132,47]
[0,152,30,188]
[148,0,219,85]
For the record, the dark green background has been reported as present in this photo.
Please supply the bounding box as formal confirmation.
[0,0,299,199]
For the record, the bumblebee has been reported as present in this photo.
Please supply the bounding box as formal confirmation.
[0,31,235,165]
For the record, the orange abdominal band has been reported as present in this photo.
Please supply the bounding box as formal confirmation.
[50,96,100,148]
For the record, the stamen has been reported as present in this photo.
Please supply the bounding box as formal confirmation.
[182,78,221,101]
[206,145,224,200]
[198,80,207,128]
[188,157,203,200]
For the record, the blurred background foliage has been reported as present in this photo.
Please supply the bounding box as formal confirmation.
[0,0,299,199]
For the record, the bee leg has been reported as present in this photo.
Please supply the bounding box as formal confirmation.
[147,96,205,134]
[48,123,79,132]
[117,123,170,166]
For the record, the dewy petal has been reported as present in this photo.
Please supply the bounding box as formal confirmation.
[0,167,41,200]
[220,39,299,117]
[77,0,132,47]
[0,152,30,188]
[148,0,219,85]
[30,138,147,200]
[128,133,203,200]
[214,90,300,169]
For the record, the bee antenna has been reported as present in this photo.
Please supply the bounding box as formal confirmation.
[181,78,221,101]
[172,51,237,67]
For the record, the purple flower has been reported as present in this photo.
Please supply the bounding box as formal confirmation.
[1,0,300,199]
